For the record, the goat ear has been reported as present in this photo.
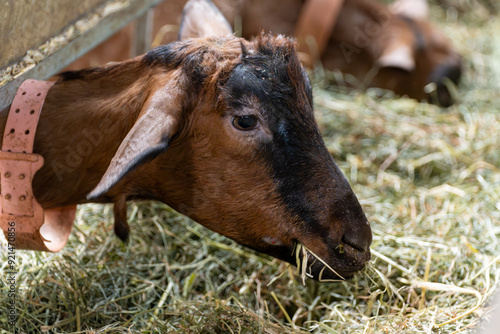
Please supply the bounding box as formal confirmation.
[377,44,416,72]
[390,0,429,21]
[87,87,180,200]
[178,0,232,41]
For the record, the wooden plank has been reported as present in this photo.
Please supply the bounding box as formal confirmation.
[0,0,108,69]
[130,9,154,58]
[0,0,166,112]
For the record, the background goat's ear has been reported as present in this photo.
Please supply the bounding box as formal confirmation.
[389,0,429,21]
[178,0,232,41]
[377,44,416,72]
[87,87,180,200]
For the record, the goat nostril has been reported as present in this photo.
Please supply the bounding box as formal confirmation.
[429,62,462,86]
[341,223,372,253]
[426,62,462,107]
[342,236,363,252]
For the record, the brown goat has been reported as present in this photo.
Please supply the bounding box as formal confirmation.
[67,0,462,107]
[0,0,371,281]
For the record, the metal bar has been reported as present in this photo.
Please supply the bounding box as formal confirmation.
[130,9,154,58]
[0,0,166,112]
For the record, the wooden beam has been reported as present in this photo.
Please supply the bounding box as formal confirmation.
[130,9,154,58]
[0,0,165,112]
[0,0,109,69]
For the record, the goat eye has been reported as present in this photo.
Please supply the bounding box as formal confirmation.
[232,115,258,131]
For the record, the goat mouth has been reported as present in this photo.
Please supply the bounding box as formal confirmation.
[245,239,369,282]
[293,241,370,282]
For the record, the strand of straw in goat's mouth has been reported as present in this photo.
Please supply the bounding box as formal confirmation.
[292,242,346,284]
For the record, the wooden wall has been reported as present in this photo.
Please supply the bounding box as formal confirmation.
[0,0,108,70]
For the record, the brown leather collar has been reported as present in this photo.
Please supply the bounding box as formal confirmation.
[0,79,76,252]
[295,0,345,67]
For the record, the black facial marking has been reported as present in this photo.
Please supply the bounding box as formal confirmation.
[223,38,337,235]
[302,69,314,106]
[277,121,289,143]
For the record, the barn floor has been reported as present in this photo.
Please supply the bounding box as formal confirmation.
[1,2,499,333]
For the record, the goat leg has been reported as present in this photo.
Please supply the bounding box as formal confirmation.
[113,194,130,242]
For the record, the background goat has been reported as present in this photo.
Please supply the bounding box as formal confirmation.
[67,0,462,107]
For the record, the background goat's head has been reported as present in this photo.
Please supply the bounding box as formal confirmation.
[87,0,372,280]
[324,0,462,107]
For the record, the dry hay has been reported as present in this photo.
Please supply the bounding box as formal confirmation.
[0,1,499,333]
